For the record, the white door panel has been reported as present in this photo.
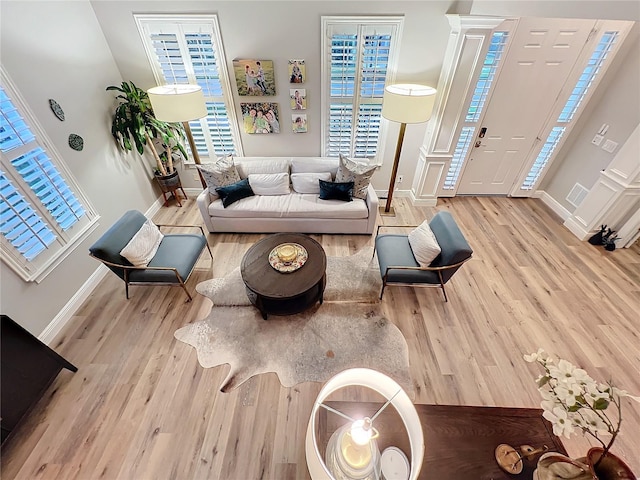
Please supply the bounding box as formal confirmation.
[458,18,595,195]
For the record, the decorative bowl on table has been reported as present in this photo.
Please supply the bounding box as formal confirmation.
[269,243,308,273]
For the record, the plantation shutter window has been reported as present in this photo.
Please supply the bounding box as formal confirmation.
[1,69,98,282]
[136,15,241,160]
[322,17,402,161]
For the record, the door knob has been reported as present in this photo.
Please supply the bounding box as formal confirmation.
[474,140,482,148]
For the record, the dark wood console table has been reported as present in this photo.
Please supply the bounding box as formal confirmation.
[1,315,77,445]
[318,402,567,480]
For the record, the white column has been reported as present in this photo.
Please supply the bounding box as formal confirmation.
[412,15,505,206]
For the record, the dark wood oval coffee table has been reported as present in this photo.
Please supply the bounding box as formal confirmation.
[240,233,327,319]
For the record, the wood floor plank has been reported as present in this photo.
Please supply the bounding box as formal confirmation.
[2,196,638,478]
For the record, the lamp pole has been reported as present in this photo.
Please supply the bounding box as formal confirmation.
[182,121,207,188]
[383,122,407,215]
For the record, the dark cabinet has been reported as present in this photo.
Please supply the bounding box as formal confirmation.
[1,314,77,445]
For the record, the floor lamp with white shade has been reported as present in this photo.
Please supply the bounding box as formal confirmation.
[147,84,208,187]
[380,84,437,216]
[305,368,424,480]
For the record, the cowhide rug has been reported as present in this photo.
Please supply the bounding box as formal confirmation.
[196,246,381,306]
[174,303,412,394]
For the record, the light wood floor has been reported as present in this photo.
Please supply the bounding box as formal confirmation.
[2,196,639,479]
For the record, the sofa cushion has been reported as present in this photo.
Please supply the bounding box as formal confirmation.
[290,158,339,179]
[291,172,332,194]
[319,180,354,202]
[235,157,290,178]
[215,178,255,207]
[207,193,368,219]
[197,156,240,196]
[248,173,290,195]
[336,154,377,200]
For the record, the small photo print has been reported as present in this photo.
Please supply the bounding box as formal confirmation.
[242,102,280,134]
[288,59,305,84]
[233,59,276,96]
[290,89,307,110]
[292,114,307,133]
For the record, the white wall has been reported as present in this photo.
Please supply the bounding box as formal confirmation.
[470,0,640,21]
[90,0,458,192]
[542,24,640,212]
[0,1,159,336]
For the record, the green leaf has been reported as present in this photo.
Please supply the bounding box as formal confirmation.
[537,376,550,388]
[594,398,610,410]
[568,404,581,412]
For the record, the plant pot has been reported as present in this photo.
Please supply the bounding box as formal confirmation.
[155,170,181,192]
[586,448,636,480]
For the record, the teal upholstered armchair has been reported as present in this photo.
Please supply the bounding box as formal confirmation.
[375,211,473,301]
[89,210,212,301]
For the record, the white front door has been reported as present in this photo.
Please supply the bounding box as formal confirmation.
[457,18,596,195]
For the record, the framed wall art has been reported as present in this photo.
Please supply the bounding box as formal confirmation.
[233,59,276,96]
[288,59,305,84]
[241,102,280,134]
[292,114,307,133]
[290,89,307,110]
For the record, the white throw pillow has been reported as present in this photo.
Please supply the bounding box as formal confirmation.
[248,173,291,195]
[291,172,332,194]
[408,220,441,267]
[120,219,164,267]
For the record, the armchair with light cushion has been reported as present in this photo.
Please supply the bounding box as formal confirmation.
[374,211,473,301]
[89,210,212,302]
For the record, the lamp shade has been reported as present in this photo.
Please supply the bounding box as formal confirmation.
[147,84,207,122]
[381,84,437,124]
[305,368,424,480]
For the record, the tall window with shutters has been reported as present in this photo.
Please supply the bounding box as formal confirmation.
[1,69,97,282]
[321,17,402,161]
[135,15,242,160]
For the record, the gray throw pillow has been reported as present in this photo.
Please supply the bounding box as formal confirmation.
[335,154,377,200]
[197,156,241,196]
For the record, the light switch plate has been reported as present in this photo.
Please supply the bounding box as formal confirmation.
[591,134,604,146]
[602,139,618,153]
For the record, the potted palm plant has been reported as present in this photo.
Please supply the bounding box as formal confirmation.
[106,81,187,189]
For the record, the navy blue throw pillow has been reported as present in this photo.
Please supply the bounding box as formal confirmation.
[319,179,354,202]
[215,178,255,208]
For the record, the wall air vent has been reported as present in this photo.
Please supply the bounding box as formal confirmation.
[566,183,589,208]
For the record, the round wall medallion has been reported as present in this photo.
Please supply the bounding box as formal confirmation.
[49,99,65,121]
[68,133,84,151]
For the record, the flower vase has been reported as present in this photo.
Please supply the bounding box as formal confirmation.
[586,448,635,480]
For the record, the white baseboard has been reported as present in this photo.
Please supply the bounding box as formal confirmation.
[563,217,590,241]
[38,264,110,345]
[374,188,412,199]
[38,195,170,345]
[537,191,572,220]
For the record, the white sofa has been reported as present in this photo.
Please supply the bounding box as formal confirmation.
[196,157,378,234]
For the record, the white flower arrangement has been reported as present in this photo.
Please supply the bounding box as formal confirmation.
[524,348,639,465]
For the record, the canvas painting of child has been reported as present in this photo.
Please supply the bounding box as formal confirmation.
[292,114,307,133]
[290,89,307,110]
[242,103,280,134]
[233,59,276,96]
[288,59,305,84]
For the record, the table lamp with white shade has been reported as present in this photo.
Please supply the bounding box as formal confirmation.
[305,368,424,480]
[380,84,437,216]
[147,84,208,187]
